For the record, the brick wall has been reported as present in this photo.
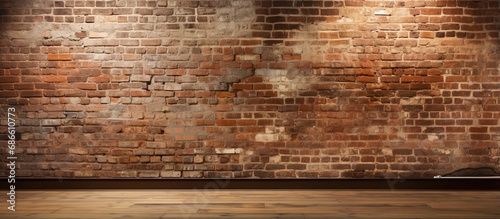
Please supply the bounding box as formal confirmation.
[0,0,499,178]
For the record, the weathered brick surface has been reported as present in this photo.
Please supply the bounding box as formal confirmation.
[0,0,499,178]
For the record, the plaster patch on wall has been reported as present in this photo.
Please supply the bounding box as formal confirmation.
[382,148,393,156]
[256,126,291,142]
[435,148,451,155]
[215,148,242,154]
[336,17,354,23]
[427,134,440,141]
[255,68,317,97]
[269,155,280,163]
[255,133,292,142]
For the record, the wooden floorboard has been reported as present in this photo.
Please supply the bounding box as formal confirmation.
[1,190,499,218]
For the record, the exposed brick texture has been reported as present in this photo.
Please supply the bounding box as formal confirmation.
[0,0,499,178]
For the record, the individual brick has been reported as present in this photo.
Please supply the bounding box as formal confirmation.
[47,54,72,61]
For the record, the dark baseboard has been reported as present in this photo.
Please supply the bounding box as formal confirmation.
[1,178,499,190]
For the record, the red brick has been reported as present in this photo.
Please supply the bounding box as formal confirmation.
[478,119,498,125]
[470,134,490,141]
[282,54,300,61]
[200,62,220,69]
[43,76,67,83]
[420,8,442,15]
[216,120,236,126]
[0,91,18,97]
[130,90,151,97]
[345,0,364,6]
[53,9,72,15]
[409,84,431,90]
[48,54,72,61]
[141,39,161,46]
[20,91,43,97]
[74,83,97,90]
[0,76,20,83]
[236,120,256,126]
[232,84,253,90]
[216,92,235,98]
[87,76,110,83]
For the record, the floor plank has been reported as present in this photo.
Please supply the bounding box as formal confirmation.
[0,189,498,218]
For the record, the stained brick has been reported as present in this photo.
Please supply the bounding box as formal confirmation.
[0,76,20,83]
[48,54,72,61]
[470,134,490,140]
[354,164,375,171]
[53,9,72,15]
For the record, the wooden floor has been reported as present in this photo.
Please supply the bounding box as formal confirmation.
[1,190,499,218]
